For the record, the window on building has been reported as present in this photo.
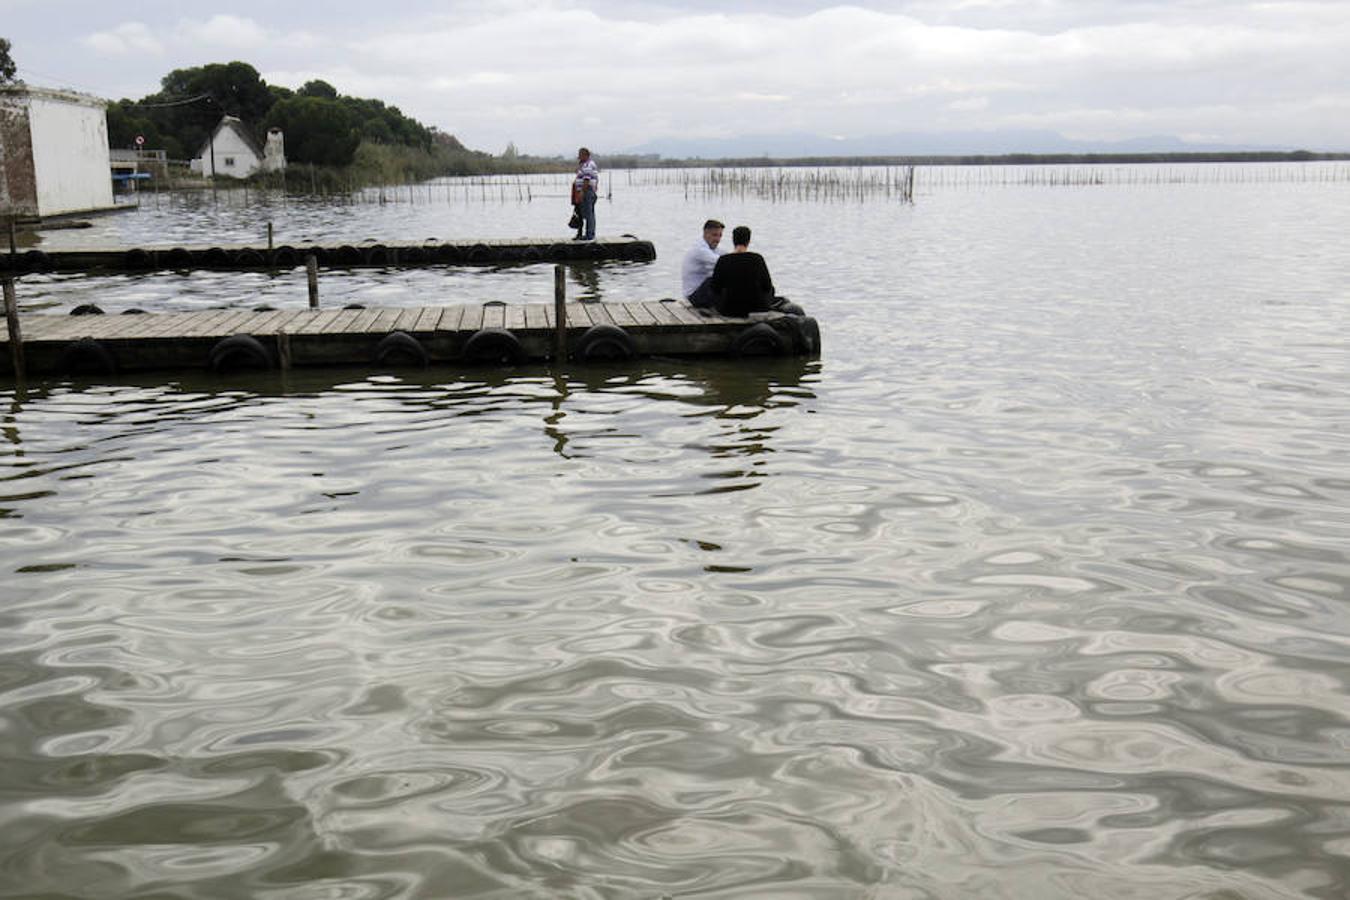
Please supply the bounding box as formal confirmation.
[224,157,235,167]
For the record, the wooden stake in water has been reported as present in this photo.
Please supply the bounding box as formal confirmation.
[276,330,292,370]
[267,222,274,250]
[3,278,24,378]
[307,254,320,309]
[554,265,567,361]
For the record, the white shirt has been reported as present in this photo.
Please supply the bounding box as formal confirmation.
[681,238,727,298]
[574,158,599,190]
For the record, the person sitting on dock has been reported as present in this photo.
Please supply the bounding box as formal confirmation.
[681,219,728,308]
[711,225,777,317]
[573,147,599,241]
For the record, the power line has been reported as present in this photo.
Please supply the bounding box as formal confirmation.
[126,93,214,109]
[12,66,111,96]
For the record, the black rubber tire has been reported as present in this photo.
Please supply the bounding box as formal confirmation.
[70,303,105,316]
[124,248,153,270]
[60,337,117,375]
[21,250,52,273]
[573,324,637,362]
[201,247,230,268]
[234,248,266,267]
[364,245,390,265]
[343,303,366,310]
[334,245,363,266]
[121,308,147,315]
[374,331,430,367]
[731,322,791,357]
[465,243,492,264]
[271,246,299,267]
[400,245,428,263]
[164,247,194,269]
[623,241,656,262]
[209,334,272,372]
[462,327,525,365]
[520,245,544,262]
[435,244,462,264]
[793,316,822,356]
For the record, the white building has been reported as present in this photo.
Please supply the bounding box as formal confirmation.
[191,116,285,179]
[0,85,116,219]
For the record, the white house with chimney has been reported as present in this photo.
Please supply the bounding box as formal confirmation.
[190,116,286,179]
[0,85,116,219]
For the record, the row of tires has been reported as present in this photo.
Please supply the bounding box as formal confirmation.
[2,241,656,274]
[51,318,819,375]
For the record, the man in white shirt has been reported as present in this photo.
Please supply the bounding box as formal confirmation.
[573,147,599,240]
[680,219,727,307]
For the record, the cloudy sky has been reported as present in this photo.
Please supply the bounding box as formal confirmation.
[4,0,1349,155]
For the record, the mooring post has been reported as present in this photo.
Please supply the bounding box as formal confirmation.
[306,254,320,309]
[267,222,274,251]
[276,330,292,370]
[553,265,567,361]
[7,218,15,259]
[3,278,25,379]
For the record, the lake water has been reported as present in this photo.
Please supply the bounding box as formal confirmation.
[3,164,1349,899]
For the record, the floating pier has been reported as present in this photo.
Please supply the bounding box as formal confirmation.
[1,299,820,376]
[0,236,657,275]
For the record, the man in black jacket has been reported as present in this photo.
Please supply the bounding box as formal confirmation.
[711,225,775,317]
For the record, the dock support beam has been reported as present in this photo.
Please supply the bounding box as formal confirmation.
[3,278,24,379]
[554,265,567,361]
[275,331,292,370]
[307,254,320,309]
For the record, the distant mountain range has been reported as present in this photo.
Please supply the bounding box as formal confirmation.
[619,129,1300,159]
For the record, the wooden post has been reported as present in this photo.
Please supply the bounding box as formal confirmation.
[553,265,567,361]
[267,222,274,250]
[306,254,320,308]
[3,278,24,379]
[7,218,15,258]
[208,128,218,204]
[276,330,292,370]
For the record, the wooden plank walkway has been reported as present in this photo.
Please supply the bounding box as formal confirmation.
[3,301,821,376]
[1,236,656,275]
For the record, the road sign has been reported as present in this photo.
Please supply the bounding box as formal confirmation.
[135,135,145,147]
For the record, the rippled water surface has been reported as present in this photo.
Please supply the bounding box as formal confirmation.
[3,165,1349,898]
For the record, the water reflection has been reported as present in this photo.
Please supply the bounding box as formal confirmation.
[568,263,601,302]
[3,169,1350,898]
[545,358,816,467]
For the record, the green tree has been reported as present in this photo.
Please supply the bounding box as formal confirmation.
[154,61,275,152]
[299,79,338,100]
[0,37,17,84]
[263,96,360,166]
[105,100,182,157]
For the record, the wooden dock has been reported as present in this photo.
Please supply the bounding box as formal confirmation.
[1,301,821,376]
[0,236,656,275]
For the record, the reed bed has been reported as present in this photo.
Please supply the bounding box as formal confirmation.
[919,161,1350,189]
[130,175,560,211]
[625,166,916,204]
[125,161,1346,214]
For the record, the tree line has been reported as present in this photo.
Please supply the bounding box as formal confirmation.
[105,61,447,166]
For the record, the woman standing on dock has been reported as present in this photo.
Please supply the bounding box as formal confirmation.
[573,147,599,241]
